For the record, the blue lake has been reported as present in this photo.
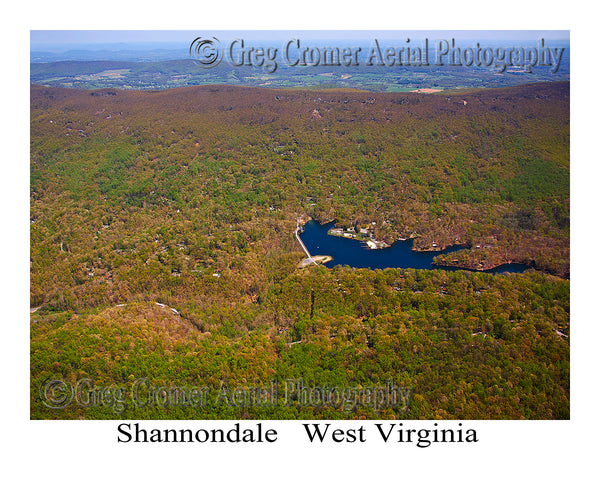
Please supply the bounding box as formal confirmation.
[300,220,529,274]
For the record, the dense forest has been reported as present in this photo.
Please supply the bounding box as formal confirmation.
[30,81,569,419]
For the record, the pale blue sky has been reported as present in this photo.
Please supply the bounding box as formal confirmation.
[31,30,569,45]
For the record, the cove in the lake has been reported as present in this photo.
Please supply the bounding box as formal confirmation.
[300,220,529,274]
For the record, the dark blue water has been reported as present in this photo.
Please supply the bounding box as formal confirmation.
[300,220,529,274]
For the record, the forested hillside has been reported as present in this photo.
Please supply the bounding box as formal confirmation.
[30,82,569,419]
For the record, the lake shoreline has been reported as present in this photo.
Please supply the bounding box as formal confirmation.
[300,219,529,274]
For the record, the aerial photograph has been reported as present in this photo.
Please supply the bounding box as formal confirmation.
[30,30,570,420]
